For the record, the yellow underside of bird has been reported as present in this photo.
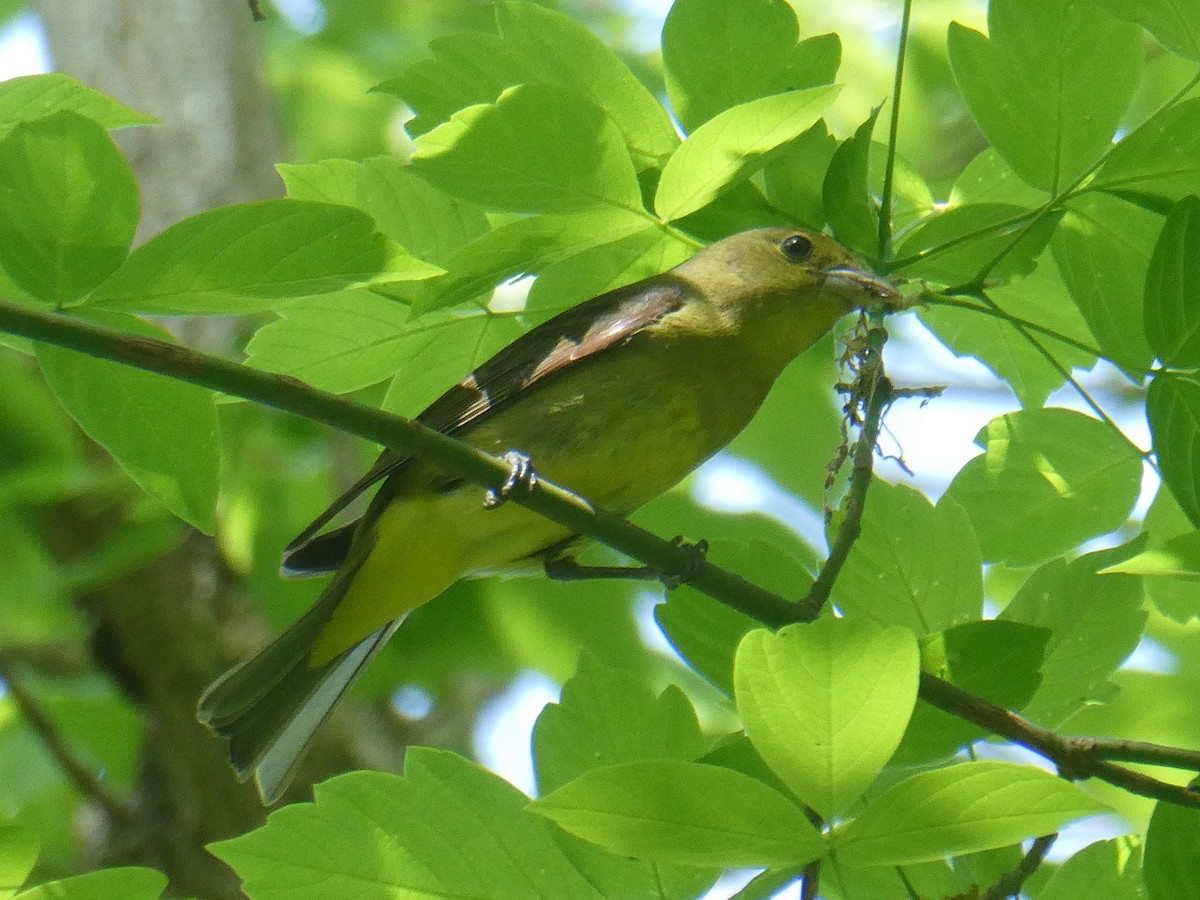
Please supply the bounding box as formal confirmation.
[310,328,778,663]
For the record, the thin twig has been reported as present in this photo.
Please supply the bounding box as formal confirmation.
[0,657,135,823]
[919,674,1200,808]
[800,861,820,900]
[983,834,1057,899]
[801,325,890,618]
[1071,738,1200,771]
[877,0,914,261]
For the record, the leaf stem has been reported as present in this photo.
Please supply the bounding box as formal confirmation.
[877,0,914,261]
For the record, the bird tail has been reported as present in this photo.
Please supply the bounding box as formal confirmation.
[197,565,401,804]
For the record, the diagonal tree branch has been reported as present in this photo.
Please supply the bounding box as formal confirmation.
[2,297,1199,809]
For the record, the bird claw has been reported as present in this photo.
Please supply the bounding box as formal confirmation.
[484,451,538,509]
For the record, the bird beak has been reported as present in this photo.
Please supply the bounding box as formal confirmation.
[823,266,904,309]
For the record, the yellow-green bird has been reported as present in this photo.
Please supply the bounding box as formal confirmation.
[197,227,900,802]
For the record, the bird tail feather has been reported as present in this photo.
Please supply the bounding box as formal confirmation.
[197,565,400,804]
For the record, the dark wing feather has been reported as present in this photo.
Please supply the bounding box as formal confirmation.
[282,276,690,567]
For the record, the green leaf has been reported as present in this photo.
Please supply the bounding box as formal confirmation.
[1145,793,1200,900]
[35,312,219,533]
[427,211,654,313]
[895,620,1049,765]
[947,0,1140,192]
[1146,195,1200,367]
[726,340,844,509]
[834,761,1108,866]
[532,654,704,795]
[1102,529,1200,578]
[86,200,401,314]
[493,1,678,165]
[734,619,919,819]
[919,257,1098,408]
[1000,544,1147,725]
[1094,97,1200,201]
[0,112,138,304]
[895,202,1058,286]
[1088,0,1200,60]
[654,86,840,221]
[1052,191,1161,374]
[525,227,695,318]
[1137,486,1200,620]
[1033,837,1143,900]
[952,147,1049,208]
[531,759,821,868]
[942,408,1143,566]
[412,83,644,216]
[822,111,880,255]
[380,307,525,419]
[0,73,156,128]
[375,27,527,137]
[656,540,812,695]
[0,820,37,896]
[1148,373,1200,527]
[829,480,982,633]
[244,291,419,394]
[14,867,167,900]
[211,749,607,900]
[662,0,838,132]
[377,3,676,166]
[762,121,838,228]
[936,620,1049,712]
[278,157,489,266]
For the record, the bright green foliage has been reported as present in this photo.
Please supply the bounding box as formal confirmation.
[735,619,919,819]
[1145,196,1200,367]
[0,113,137,304]
[0,820,38,895]
[85,200,414,315]
[36,311,220,532]
[948,0,1141,192]
[654,86,840,221]
[1144,793,1200,900]
[0,73,157,128]
[822,110,881,256]
[1052,193,1160,374]
[917,257,1097,408]
[1089,0,1200,60]
[829,480,983,633]
[1000,545,1147,725]
[1148,374,1200,527]
[532,654,705,794]
[832,761,1108,866]
[212,750,617,900]
[662,0,839,132]
[7,0,1200,896]
[413,83,645,216]
[532,758,821,869]
[943,408,1142,566]
[655,539,812,694]
[1106,529,1200,578]
[1093,97,1200,201]
[14,868,167,900]
[1038,838,1143,900]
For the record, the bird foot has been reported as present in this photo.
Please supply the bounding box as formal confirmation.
[484,450,538,509]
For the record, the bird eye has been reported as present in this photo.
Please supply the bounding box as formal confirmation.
[779,234,814,261]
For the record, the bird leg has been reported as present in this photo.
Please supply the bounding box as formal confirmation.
[544,537,709,589]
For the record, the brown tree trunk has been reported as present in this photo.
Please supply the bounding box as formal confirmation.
[29,3,283,897]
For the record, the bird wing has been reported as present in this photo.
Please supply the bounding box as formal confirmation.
[281,276,690,571]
